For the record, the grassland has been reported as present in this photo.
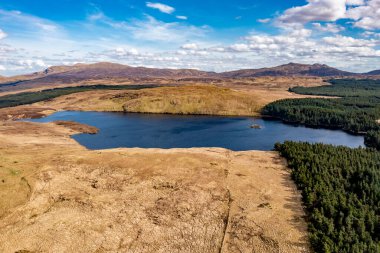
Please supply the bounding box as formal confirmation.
[0,84,156,109]
[0,119,309,252]
[0,81,319,252]
[28,85,318,118]
[31,85,262,116]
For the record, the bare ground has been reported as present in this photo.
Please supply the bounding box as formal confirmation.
[0,119,310,253]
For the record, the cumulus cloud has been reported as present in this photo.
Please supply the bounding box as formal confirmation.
[323,35,378,47]
[362,31,380,38]
[278,0,346,24]
[346,0,365,5]
[16,59,47,69]
[1,3,380,76]
[176,16,188,20]
[181,43,199,50]
[146,2,175,14]
[0,29,6,40]
[114,47,140,56]
[312,23,345,33]
[257,18,271,24]
[346,0,380,30]
[277,0,380,31]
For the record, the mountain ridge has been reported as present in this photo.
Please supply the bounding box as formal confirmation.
[0,62,379,93]
[221,63,356,78]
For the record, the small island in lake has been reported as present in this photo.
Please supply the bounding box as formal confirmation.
[250,124,262,129]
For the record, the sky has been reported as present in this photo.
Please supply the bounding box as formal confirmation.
[0,0,379,76]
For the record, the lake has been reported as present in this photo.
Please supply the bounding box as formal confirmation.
[28,111,365,151]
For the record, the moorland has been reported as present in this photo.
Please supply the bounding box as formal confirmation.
[0,62,380,253]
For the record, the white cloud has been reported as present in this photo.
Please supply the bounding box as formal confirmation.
[346,0,365,5]
[181,43,199,50]
[17,59,47,69]
[87,12,207,43]
[362,31,380,38]
[0,29,7,40]
[257,18,271,24]
[1,4,380,76]
[36,23,58,32]
[312,23,345,33]
[323,35,378,47]
[128,16,207,42]
[176,16,188,20]
[278,0,346,24]
[277,0,380,31]
[0,9,61,35]
[346,0,380,30]
[114,47,139,56]
[146,2,175,14]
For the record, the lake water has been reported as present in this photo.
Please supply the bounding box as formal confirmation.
[28,111,365,151]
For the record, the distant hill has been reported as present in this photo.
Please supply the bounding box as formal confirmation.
[1,62,377,93]
[366,69,380,75]
[0,62,217,92]
[221,63,356,78]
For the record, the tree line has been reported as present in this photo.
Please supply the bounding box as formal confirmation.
[275,142,380,253]
[266,79,380,252]
[263,79,380,149]
[0,84,156,109]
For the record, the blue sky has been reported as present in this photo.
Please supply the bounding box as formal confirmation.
[0,0,379,75]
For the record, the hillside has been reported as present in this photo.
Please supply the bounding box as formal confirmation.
[221,63,355,78]
[367,69,380,75]
[0,62,217,92]
[0,103,310,252]
[0,62,372,93]
[31,86,263,116]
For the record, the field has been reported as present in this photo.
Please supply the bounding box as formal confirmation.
[0,84,156,109]
[0,119,309,252]
[0,81,319,252]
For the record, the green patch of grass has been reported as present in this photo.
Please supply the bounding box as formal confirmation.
[8,168,20,176]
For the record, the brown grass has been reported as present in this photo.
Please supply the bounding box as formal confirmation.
[0,82,314,252]
[53,121,99,134]
[28,85,319,117]
[31,85,261,116]
[0,120,310,252]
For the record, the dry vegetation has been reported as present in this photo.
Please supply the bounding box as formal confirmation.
[31,85,262,116]
[0,75,326,97]
[0,119,309,252]
[119,86,261,115]
[0,81,316,252]
[28,85,319,117]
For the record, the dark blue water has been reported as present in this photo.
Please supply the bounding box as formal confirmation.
[28,111,365,151]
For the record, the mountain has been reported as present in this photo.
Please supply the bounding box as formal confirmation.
[0,62,217,92]
[1,62,375,93]
[221,63,356,78]
[366,69,380,75]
